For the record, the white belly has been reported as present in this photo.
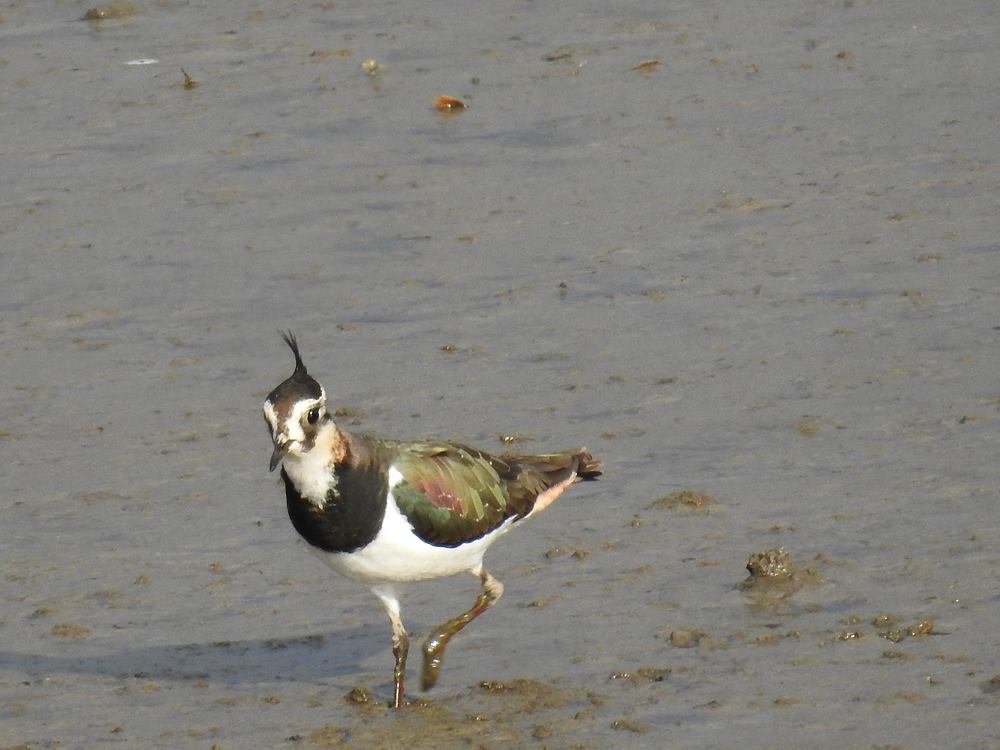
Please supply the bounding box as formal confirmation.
[314,491,516,585]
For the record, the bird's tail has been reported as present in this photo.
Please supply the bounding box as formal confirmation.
[573,448,603,482]
[510,448,601,517]
[506,448,602,484]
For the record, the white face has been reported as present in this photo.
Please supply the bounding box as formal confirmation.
[263,386,327,463]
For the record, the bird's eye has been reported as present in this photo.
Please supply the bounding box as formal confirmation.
[307,407,321,425]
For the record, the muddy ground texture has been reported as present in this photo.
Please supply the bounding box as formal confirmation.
[2,1,999,748]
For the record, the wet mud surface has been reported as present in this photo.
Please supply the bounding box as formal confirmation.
[2,1,999,748]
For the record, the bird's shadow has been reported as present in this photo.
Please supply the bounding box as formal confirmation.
[0,625,381,685]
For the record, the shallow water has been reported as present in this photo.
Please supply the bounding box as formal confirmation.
[2,1,999,747]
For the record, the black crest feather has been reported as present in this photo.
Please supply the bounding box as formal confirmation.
[282,331,307,375]
[265,331,322,406]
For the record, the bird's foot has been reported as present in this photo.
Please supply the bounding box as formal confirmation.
[419,574,502,692]
[391,684,405,709]
[420,632,447,691]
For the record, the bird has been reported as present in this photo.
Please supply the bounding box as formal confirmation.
[262,332,602,708]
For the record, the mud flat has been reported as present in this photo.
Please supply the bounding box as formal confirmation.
[2,1,998,747]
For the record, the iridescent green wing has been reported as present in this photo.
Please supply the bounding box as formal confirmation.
[390,441,528,547]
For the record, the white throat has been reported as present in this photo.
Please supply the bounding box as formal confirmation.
[282,423,339,508]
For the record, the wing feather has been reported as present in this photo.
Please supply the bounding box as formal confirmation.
[391,442,518,547]
[388,440,600,548]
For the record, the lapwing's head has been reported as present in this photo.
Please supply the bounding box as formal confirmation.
[263,332,330,472]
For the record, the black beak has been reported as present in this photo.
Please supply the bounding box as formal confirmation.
[269,441,289,472]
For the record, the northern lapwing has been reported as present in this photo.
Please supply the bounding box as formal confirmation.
[262,333,602,707]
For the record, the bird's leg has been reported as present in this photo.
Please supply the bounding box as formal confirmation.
[373,586,409,708]
[391,627,409,709]
[421,570,504,691]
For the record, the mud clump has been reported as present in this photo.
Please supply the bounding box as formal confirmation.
[667,629,704,648]
[301,678,591,749]
[305,724,349,747]
[50,623,91,639]
[873,614,935,644]
[649,489,716,513]
[343,686,374,704]
[740,548,823,610]
[745,547,796,580]
[611,717,652,733]
[742,547,822,587]
[822,614,937,646]
[478,678,575,711]
[83,3,138,20]
[609,667,671,683]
